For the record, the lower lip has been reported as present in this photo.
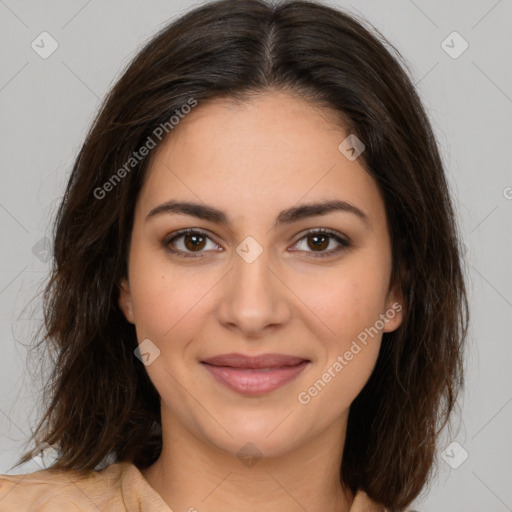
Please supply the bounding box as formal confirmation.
[201,361,309,396]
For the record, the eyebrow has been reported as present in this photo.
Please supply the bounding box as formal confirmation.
[146,199,370,227]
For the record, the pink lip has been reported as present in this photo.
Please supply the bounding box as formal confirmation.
[200,353,310,396]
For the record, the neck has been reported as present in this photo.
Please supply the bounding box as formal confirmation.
[141,408,354,512]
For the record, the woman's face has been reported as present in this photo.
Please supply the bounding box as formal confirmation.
[119,92,403,458]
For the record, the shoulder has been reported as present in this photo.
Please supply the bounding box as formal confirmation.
[0,461,130,511]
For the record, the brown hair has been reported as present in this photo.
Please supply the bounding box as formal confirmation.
[14,0,468,509]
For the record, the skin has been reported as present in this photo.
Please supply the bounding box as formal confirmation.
[119,91,403,512]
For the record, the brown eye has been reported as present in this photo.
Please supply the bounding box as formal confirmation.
[164,229,221,257]
[292,229,350,257]
[183,233,207,251]
[307,234,329,251]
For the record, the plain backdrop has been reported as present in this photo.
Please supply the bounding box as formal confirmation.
[0,1,511,510]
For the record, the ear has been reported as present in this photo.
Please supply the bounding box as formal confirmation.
[118,277,135,324]
[382,278,404,333]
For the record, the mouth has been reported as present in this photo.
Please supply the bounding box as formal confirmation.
[200,353,310,396]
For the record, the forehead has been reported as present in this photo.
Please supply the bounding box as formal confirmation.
[138,92,386,230]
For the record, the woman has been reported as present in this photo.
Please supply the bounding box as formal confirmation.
[0,0,468,510]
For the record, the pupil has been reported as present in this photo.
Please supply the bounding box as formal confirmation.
[185,234,205,251]
[309,235,328,251]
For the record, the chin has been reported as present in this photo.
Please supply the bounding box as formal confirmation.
[197,412,307,460]
[213,433,301,462]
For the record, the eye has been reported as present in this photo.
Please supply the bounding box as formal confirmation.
[163,229,221,258]
[290,228,350,257]
[163,228,350,259]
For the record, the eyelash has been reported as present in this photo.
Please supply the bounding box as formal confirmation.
[162,228,350,259]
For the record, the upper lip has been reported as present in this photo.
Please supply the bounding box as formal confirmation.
[201,353,309,369]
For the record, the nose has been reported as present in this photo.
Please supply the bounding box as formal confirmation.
[216,241,291,338]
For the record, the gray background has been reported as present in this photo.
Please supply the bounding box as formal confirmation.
[0,0,511,510]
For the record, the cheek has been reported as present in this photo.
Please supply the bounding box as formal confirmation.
[292,262,389,403]
[298,266,390,345]
[296,274,385,413]
[127,266,214,402]
[302,341,379,417]
[128,239,191,329]
[130,269,208,341]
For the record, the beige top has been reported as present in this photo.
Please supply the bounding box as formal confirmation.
[0,461,386,511]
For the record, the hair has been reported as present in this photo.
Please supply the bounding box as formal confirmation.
[14,0,468,509]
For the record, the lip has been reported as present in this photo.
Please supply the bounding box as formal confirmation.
[200,353,310,396]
